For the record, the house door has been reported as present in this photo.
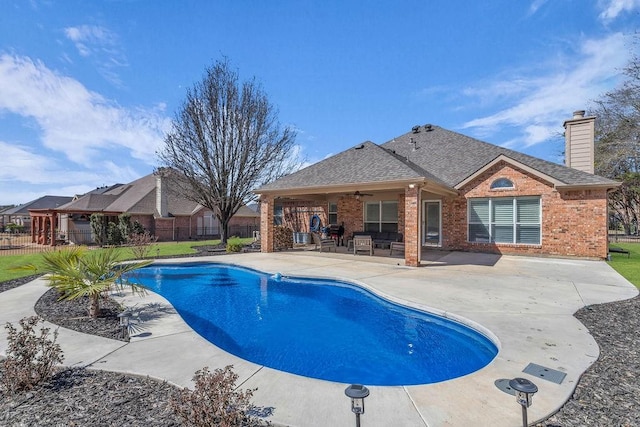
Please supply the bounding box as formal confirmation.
[423,200,441,247]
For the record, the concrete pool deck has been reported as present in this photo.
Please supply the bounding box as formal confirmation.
[1,251,637,426]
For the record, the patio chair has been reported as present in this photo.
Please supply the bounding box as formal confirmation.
[311,232,337,252]
[389,241,405,256]
[353,235,374,256]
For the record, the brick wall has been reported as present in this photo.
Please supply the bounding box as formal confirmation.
[281,200,327,232]
[338,196,363,237]
[443,161,609,259]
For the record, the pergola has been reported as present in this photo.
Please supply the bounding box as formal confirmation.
[29,209,59,246]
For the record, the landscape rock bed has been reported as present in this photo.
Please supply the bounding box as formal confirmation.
[0,367,181,427]
[35,288,126,342]
[536,294,639,426]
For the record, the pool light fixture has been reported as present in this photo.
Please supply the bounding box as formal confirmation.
[344,384,370,427]
[509,377,538,427]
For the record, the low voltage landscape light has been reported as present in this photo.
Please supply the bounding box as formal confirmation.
[509,377,538,427]
[345,384,370,427]
[117,309,132,339]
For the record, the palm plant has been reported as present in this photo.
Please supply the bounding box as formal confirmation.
[37,247,152,318]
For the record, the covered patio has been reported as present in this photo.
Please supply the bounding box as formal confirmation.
[257,177,457,267]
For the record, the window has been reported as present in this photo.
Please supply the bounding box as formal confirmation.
[490,178,514,189]
[328,202,338,225]
[273,204,283,226]
[468,197,540,244]
[364,201,398,232]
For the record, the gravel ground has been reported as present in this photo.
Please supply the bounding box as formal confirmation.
[1,261,638,426]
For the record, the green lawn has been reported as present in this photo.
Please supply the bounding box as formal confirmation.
[0,238,253,283]
[607,242,640,289]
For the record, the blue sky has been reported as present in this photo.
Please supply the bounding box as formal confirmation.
[1,0,638,205]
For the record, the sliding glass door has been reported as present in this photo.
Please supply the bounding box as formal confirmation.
[423,200,441,246]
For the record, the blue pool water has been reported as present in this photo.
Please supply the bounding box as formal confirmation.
[129,262,497,386]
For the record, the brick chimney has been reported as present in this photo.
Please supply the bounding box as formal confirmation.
[563,110,595,174]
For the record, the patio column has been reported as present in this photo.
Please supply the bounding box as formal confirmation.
[404,185,421,267]
[31,216,37,243]
[260,196,274,253]
[49,214,56,246]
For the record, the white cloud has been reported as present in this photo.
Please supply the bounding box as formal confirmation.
[461,33,630,146]
[64,24,128,86]
[528,0,549,15]
[598,0,640,21]
[0,54,171,165]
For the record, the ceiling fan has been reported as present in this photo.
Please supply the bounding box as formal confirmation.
[349,190,373,199]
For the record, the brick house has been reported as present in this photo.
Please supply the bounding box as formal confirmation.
[254,111,619,266]
[33,170,259,245]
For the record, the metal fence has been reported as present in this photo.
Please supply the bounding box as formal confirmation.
[609,234,640,244]
[0,224,261,256]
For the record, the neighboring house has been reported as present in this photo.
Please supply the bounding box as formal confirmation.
[1,196,72,240]
[30,170,259,245]
[254,111,619,265]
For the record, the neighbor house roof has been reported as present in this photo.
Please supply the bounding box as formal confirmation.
[255,125,618,194]
[5,196,74,215]
[57,173,202,217]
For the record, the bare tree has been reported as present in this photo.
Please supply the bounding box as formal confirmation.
[158,58,297,243]
[592,35,640,234]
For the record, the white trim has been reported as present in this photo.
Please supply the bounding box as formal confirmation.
[422,200,442,247]
[455,154,563,190]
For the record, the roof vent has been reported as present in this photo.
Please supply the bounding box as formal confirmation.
[424,124,433,131]
[354,144,365,150]
[411,125,420,133]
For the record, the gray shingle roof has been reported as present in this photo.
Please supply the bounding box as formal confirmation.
[58,173,201,216]
[256,125,618,192]
[5,196,73,215]
[381,126,617,187]
[258,141,435,191]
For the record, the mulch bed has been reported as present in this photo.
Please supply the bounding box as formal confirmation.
[535,294,640,426]
[1,253,638,425]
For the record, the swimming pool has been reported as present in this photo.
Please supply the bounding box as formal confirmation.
[130,262,497,386]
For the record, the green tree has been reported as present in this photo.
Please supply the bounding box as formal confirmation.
[593,37,640,234]
[118,213,133,242]
[37,247,151,318]
[158,58,298,243]
[90,213,107,246]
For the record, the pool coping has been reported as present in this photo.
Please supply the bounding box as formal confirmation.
[1,251,637,426]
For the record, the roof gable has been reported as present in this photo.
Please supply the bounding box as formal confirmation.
[382,126,618,188]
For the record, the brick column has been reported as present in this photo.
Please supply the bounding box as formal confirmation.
[260,196,274,253]
[338,196,363,238]
[404,185,421,267]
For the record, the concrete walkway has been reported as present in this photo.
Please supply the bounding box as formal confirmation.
[0,251,637,426]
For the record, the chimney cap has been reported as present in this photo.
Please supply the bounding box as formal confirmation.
[573,110,586,119]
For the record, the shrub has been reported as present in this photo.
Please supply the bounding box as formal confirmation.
[170,365,263,427]
[118,213,133,242]
[1,316,64,395]
[226,237,243,253]
[128,231,159,259]
[90,213,107,246]
[107,222,125,246]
